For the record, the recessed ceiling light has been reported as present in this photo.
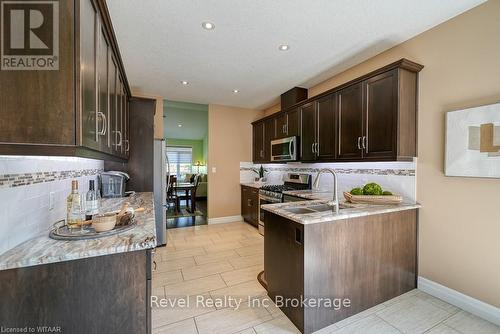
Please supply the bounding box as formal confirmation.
[202,22,215,30]
[181,80,189,85]
[278,44,290,51]
[178,124,182,128]
[233,89,239,94]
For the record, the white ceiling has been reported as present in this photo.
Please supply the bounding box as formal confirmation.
[107,0,484,110]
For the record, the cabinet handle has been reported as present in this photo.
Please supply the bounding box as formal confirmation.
[124,139,130,153]
[97,112,107,136]
[311,143,315,154]
[248,199,252,207]
[315,142,319,155]
[285,124,288,134]
[116,130,123,147]
[357,136,361,150]
[362,136,367,151]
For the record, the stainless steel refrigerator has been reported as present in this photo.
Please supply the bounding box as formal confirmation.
[153,139,168,246]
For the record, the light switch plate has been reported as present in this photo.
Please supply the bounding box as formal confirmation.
[212,167,217,173]
[49,192,55,210]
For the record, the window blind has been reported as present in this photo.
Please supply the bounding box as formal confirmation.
[167,146,192,164]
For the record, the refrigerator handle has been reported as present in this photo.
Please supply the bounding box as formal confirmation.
[166,151,171,194]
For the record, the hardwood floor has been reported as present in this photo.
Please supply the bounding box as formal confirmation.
[167,198,208,229]
[152,222,500,334]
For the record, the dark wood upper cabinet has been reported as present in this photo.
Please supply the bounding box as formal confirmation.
[300,102,317,161]
[253,121,265,163]
[0,0,130,161]
[299,95,336,162]
[0,0,75,146]
[275,113,288,138]
[263,117,276,162]
[316,94,336,160]
[252,59,422,163]
[97,21,111,154]
[363,70,398,159]
[80,0,98,151]
[275,108,300,139]
[337,83,364,160]
[287,108,299,137]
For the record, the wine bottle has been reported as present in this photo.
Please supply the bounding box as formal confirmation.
[66,180,83,229]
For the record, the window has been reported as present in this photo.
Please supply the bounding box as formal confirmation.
[167,146,193,179]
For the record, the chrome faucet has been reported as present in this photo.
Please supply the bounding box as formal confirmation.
[313,168,339,213]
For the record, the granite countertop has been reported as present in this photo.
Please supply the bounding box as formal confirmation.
[283,189,334,200]
[261,199,420,225]
[0,192,157,271]
[240,182,267,189]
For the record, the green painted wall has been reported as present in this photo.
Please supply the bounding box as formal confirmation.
[166,138,205,165]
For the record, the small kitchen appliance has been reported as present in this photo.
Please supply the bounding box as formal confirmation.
[99,171,130,198]
[270,136,298,162]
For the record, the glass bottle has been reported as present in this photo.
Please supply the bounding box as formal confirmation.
[66,180,84,229]
[85,180,99,220]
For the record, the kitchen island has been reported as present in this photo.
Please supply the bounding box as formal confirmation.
[261,198,419,334]
[0,192,156,334]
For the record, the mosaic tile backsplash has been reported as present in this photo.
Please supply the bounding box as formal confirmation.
[240,160,417,203]
[0,156,104,255]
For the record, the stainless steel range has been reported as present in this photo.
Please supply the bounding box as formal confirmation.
[258,173,311,235]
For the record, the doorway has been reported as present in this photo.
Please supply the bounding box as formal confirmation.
[163,100,208,228]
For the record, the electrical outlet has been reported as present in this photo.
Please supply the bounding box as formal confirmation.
[49,192,55,210]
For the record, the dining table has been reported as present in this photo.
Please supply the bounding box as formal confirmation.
[171,182,197,213]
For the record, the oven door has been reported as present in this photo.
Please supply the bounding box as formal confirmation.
[271,136,297,162]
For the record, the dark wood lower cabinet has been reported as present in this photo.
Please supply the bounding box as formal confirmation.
[0,250,152,334]
[264,210,418,334]
[241,185,259,227]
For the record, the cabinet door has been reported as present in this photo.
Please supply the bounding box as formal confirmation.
[241,187,249,222]
[275,113,288,138]
[97,22,110,153]
[337,83,363,160]
[287,108,299,137]
[316,94,336,160]
[253,122,265,163]
[263,118,276,162]
[363,70,398,159]
[109,55,118,155]
[117,77,125,155]
[250,188,259,226]
[300,102,317,161]
[123,97,130,158]
[80,0,99,150]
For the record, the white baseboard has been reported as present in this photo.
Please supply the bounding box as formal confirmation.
[208,215,243,224]
[418,276,500,326]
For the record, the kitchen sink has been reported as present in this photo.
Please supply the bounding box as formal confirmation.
[307,204,335,212]
[284,207,317,214]
[285,203,353,215]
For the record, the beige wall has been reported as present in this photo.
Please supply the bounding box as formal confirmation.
[131,91,165,139]
[265,1,500,306]
[208,104,264,218]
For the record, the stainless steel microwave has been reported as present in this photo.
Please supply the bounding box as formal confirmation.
[270,136,298,162]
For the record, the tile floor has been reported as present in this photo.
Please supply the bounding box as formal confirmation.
[152,222,500,334]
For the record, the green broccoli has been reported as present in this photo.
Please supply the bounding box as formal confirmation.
[350,187,363,195]
[363,183,383,195]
